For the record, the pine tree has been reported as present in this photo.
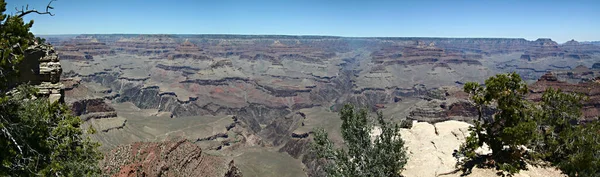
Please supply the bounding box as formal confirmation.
[457,73,600,176]
[457,73,539,175]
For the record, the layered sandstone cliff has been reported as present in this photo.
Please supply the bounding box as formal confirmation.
[114,35,179,55]
[18,43,64,103]
[56,36,114,60]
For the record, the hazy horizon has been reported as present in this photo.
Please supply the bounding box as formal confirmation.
[9,0,600,43]
[36,33,599,44]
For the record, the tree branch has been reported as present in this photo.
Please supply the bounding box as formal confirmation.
[16,0,56,18]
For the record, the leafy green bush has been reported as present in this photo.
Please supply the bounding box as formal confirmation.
[311,104,408,177]
[0,1,103,176]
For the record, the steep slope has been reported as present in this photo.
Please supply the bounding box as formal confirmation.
[101,139,239,177]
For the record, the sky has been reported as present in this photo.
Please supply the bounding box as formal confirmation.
[6,0,600,43]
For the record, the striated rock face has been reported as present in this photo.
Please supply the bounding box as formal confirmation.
[114,35,178,55]
[19,43,64,103]
[164,40,210,60]
[520,38,562,61]
[372,41,483,66]
[519,39,600,61]
[561,39,600,57]
[406,99,494,123]
[528,72,600,121]
[404,86,492,123]
[101,139,236,177]
[55,36,114,60]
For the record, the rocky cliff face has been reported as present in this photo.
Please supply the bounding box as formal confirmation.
[18,43,64,103]
[101,139,239,177]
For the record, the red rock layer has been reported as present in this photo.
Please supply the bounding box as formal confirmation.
[56,36,114,60]
[101,139,234,177]
[114,35,178,55]
[164,40,211,60]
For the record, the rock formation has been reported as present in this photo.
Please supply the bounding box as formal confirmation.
[114,35,178,55]
[165,39,210,60]
[18,43,64,103]
[101,139,238,177]
[520,38,562,61]
[48,34,600,176]
[70,98,118,121]
[372,41,483,66]
[55,36,114,60]
[397,120,563,177]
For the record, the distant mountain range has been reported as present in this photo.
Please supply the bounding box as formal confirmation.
[581,41,600,45]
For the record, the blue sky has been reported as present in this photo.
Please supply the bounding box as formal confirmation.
[6,0,599,42]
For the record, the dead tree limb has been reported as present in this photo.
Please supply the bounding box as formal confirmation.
[16,0,56,18]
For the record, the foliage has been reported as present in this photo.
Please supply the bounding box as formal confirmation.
[311,104,408,177]
[457,73,600,176]
[534,88,600,177]
[0,1,103,176]
[457,72,538,175]
[0,0,37,92]
[1,86,103,176]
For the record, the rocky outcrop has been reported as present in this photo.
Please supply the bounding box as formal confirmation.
[397,120,563,177]
[101,139,235,177]
[407,99,491,123]
[224,160,243,177]
[18,43,64,103]
[70,98,118,121]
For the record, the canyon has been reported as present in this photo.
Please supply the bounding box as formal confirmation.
[41,34,600,177]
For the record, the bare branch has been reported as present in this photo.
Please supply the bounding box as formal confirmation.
[16,0,56,18]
